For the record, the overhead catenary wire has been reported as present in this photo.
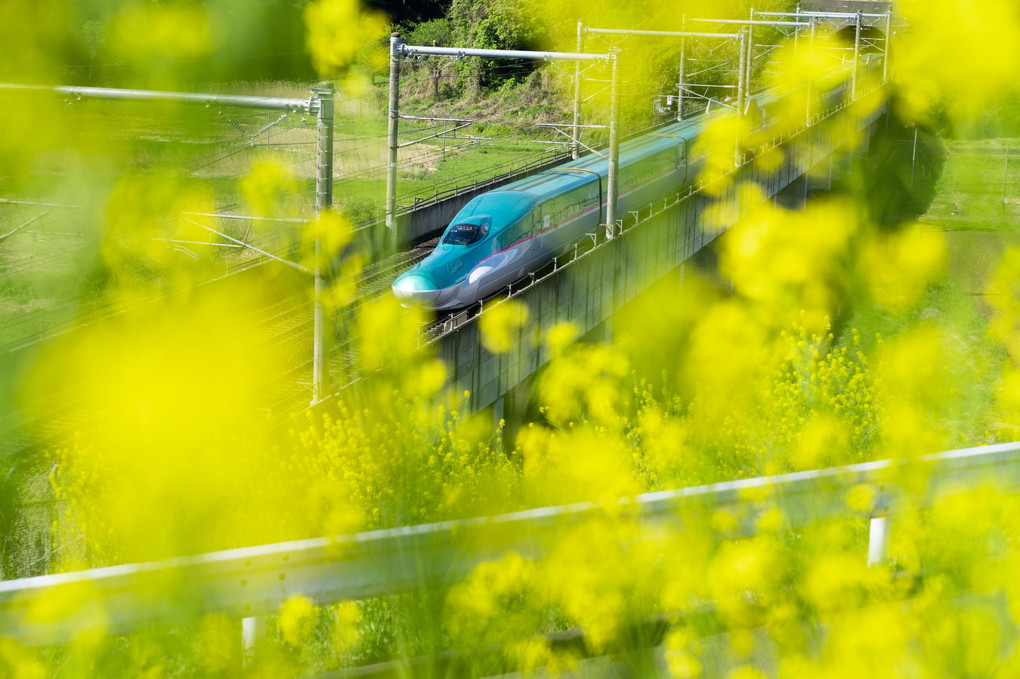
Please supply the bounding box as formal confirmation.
[3,11,858,334]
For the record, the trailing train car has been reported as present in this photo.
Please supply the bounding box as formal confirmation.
[392,55,881,310]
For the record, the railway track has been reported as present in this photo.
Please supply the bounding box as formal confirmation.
[249,239,435,412]
[0,234,432,462]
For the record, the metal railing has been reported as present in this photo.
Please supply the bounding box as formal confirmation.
[2,440,1019,647]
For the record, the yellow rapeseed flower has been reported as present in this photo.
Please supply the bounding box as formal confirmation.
[480,299,531,354]
[279,595,317,647]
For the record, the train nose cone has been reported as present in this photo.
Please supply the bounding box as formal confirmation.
[392,272,441,305]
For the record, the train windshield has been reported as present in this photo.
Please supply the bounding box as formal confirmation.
[442,221,488,245]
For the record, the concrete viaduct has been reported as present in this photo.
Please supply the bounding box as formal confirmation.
[415,89,890,420]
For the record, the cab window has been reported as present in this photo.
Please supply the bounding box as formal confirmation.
[442,222,488,245]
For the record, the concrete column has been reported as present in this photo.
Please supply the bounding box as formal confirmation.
[572,22,584,160]
[803,136,812,202]
[677,16,686,121]
[746,8,755,92]
[851,11,862,99]
[737,29,747,119]
[883,11,892,82]
[805,19,816,125]
[492,395,505,431]
[736,30,748,166]
[910,127,918,187]
[385,33,403,248]
[793,6,801,54]
[606,52,621,240]
[311,84,334,405]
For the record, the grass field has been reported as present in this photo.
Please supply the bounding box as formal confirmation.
[923,138,1020,231]
[0,83,575,350]
[921,139,1020,310]
[875,137,1020,449]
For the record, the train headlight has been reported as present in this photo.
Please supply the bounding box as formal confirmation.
[468,265,493,285]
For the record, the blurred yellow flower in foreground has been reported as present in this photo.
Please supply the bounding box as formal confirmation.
[279,595,317,646]
[108,3,213,64]
[241,159,298,218]
[480,299,531,354]
[896,0,1020,125]
[305,0,389,76]
[858,225,946,314]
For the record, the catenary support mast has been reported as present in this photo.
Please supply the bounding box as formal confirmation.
[388,43,614,236]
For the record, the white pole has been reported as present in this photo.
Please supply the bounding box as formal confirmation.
[242,615,264,664]
[867,516,890,566]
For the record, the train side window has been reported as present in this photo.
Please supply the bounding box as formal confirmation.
[549,197,562,223]
[495,229,511,250]
[650,149,670,177]
[677,142,687,167]
[496,217,523,250]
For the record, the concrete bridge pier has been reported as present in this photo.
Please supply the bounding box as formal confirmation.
[806,154,835,194]
[492,394,505,431]
[774,144,842,208]
[489,372,534,441]
[588,315,613,345]
[774,172,811,209]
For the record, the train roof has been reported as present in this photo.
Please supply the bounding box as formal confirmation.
[456,190,538,223]
[485,114,711,203]
[473,82,801,205]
